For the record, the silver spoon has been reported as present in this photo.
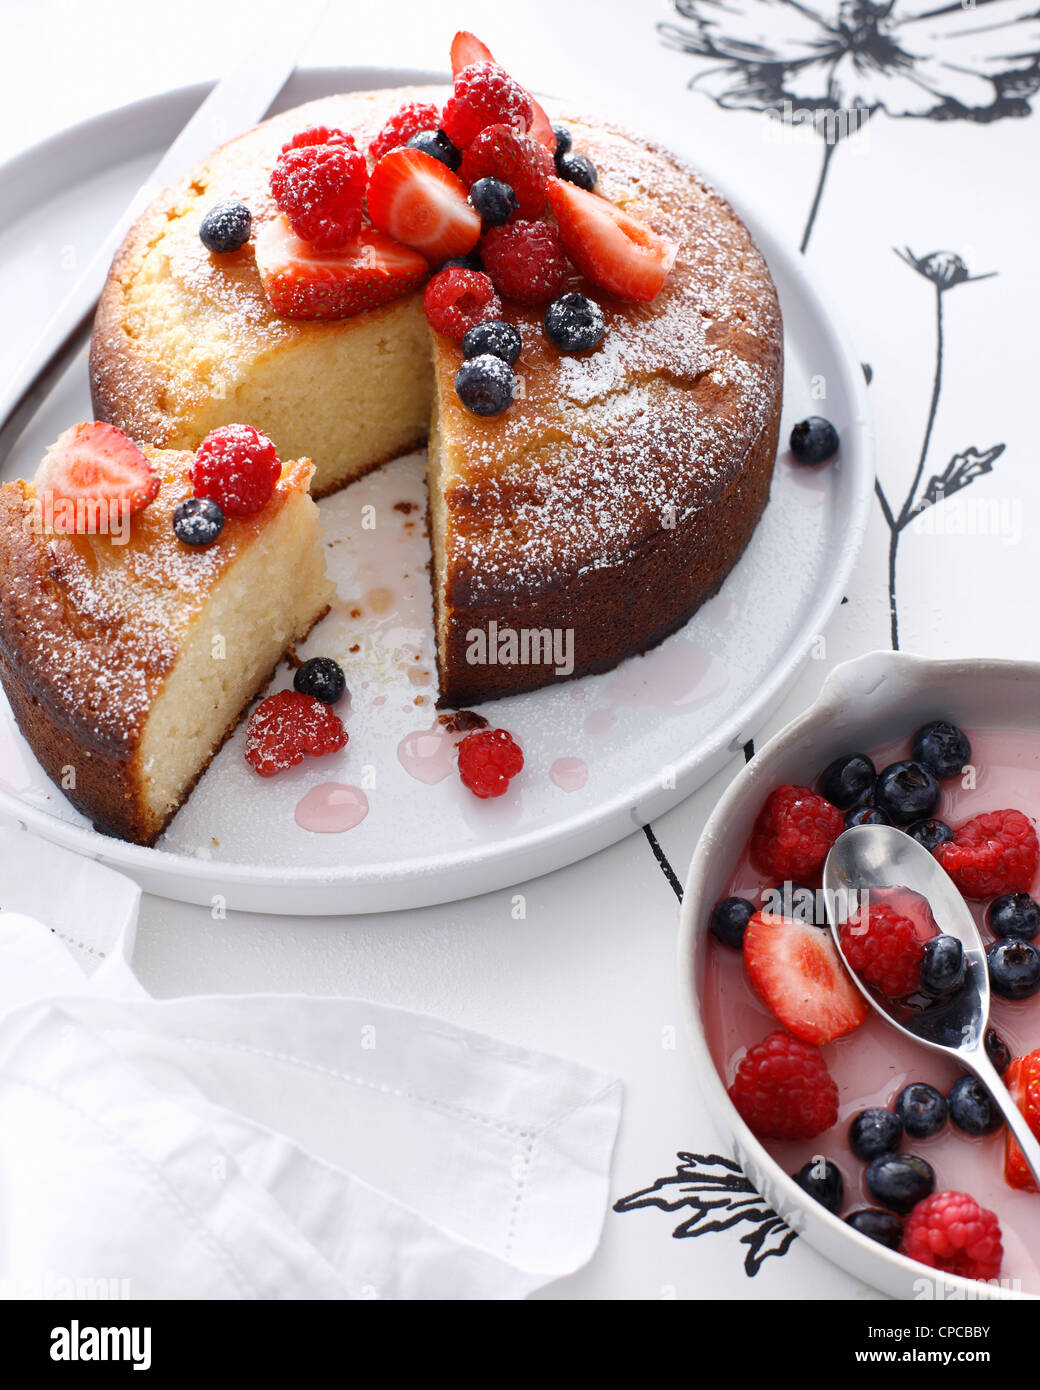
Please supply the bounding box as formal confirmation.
[823,823,1040,1187]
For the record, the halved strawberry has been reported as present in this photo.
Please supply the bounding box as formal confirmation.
[449,30,556,152]
[34,422,159,530]
[254,214,428,320]
[1004,1050,1040,1192]
[366,148,481,265]
[547,177,679,302]
[743,911,870,1046]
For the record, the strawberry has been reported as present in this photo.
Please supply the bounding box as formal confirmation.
[1004,1049,1040,1192]
[34,422,159,531]
[366,148,481,265]
[254,215,428,320]
[743,912,869,1045]
[547,177,679,302]
[448,31,556,151]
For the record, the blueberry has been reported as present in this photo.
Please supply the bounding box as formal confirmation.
[552,123,572,158]
[845,1208,903,1250]
[470,176,518,226]
[406,128,461,171]
[874,760,940,825]
[911,720,971,780]
[985,1027,1012,1075]
[792,1158,844,1214]
[865,1153,935,1213]
[987,938,1040,999]
[819,753,875,809]
[461,319,522,365]
[709,896,755,949]
[199,199,252,253]
[919,934,965,996]
[294,656,347,706]
[544,292,605,353]
[845,805,889,828]
[454,354,517,416]
[987,892,1040,941]
[894,1083,948,1138]
[789,416,840,465]
[849,1107,903,1161]
[948,1075,1003,1136]
[441,250,484,272]
[556,151,598,190]
[173,496,225,546]
[906,818,954,852]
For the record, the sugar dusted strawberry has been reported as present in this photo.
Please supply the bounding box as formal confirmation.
[34,422,159,531]
[245,690,347,777]
[269,135,367,250]
[368,101,443,162]
[901,1191,1003,1281]
[366,148,481,265]
[254,215,428,321]
[481,220,569,306]
[728,1030,838,1141]
[744,912,868,1045]
[547,177,679,302]
[459,124,555,218]
[441,62,533,149]
[457,727,524,798]
[1004,1049,1040,1192]
[840,902,924,998]
[750,784,844,882]
[191,424,282,517]
[935,809,1039,899]
[423,267,502,342]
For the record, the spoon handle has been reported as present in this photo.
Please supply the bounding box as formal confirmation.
[968,1049,1040,1190]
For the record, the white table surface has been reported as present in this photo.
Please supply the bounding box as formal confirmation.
[4,0,1039,1299]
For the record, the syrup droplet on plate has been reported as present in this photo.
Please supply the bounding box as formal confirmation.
[550,757,588,792]
[397,725,457,784]
[295,783,370,833]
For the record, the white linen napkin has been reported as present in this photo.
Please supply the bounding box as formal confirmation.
[0,830,621,1300]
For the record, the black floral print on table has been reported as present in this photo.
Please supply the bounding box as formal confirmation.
[659,0,1040,252]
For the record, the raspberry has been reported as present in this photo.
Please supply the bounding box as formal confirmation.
[749,784,844,882]
[441,62,533,149]
[840,902,924,998]
[281,126,357,153]
[935,809,1039,899]
[191,424,282,517]
[459,124,554,218]
[728,1031,838,1141]
[368,101,442,161]
[481,220,569,306]
[245,691,347,777]
[423,267,502,342]
[900,1191,1003,1281]
[269,138,367,249]
[457,727,524,798]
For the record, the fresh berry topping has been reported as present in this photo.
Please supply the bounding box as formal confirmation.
[749,784,844,882]
[281,126,357,153]
[190,424,281,517]
[793,1158,844,1214]
[901,1191,1003,1281]
[367,148,481,264]
[846,1208,903,1250]
[254,217,428,321]
[555,150,598,190]
[457,727,524,798]
[470,176,518,226]
[449,29,496,75]
[840,902,924,998]
[789,416,840,464]
[544,292,606,352]
[245,690,347,777]
[907,817,955,852]
[294,656,347,705]
[912,720,971,780]
[988,891,1040,940]
[441,62,533,149]
[547,177,679,303]
[849,1107,903,1160]
[173,497,225,547]
[481,219,569,306]
[728,1031,839,1141]
[895,1082,949,1139]
[709,896,756,950]
[986,1027,1013,1075]
[552,124,572,158]
[919,933,966,995]
[935,808,1040,898]
[269,136,367,249]
[34,423,160,529]
[1005,1050,1040,1191]
[461,318,522,365]
[368,101,443,161]
[987,937,1040,999]
[743,912,868,1045]
[459,124,555,218]
[948,1075,1003,1136]
[455,354,517,417]
[874,760,940,825]
[865,1153,935,1214]
[199,198,252,253]
[845,805,889,828]
[423,267,502,342]
[405,129,462,171]
[819,752,875,809]
[442,249,484,272]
